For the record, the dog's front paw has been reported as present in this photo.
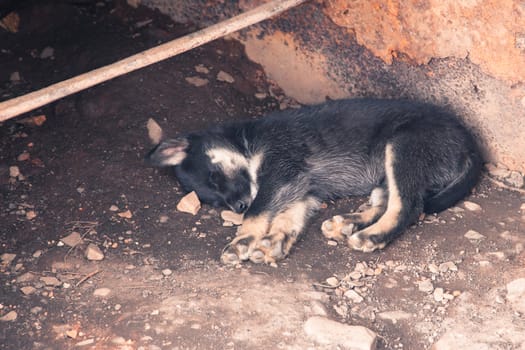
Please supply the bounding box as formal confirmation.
[321,215,356,241]
[221,231,289,265]
[347,231,386,252]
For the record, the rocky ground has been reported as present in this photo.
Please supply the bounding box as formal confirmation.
[1,1,525,349]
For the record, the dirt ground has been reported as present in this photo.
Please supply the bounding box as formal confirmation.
[1,2,525,350]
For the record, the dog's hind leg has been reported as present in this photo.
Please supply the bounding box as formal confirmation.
[321,187,387,242]
[346,143,423,252]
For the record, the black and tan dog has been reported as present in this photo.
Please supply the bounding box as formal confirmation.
[146,98,483,265]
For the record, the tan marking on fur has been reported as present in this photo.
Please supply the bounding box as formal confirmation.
[161,147,187,165]
[348,144,402,251]
[235,213,270,239]
[351,205,384,224]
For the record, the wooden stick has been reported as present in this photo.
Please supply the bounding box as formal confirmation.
[0,0,306,121]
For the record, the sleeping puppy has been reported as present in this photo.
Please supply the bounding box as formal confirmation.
[146,98,483,265]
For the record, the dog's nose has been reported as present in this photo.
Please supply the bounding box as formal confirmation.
[233,200,247,213]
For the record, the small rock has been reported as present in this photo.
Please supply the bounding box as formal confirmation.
[10,71,20,82]
[344,289,364,303]
[9,166,20,178]
[464,230,485,240]
[159,215,169,223]
[194,64,209,74]
[177,191,201,215]
[20,286,37,295]
[428,263,439,274]
[506,278,525,314]
[185,76,209,87]
[217,70,235,83]
[61,232,83,247]
[30,306,43,314]
[326,277,339,287]
[66,329,78,339]
[16,115,46,127]
[85,243,104,261]
[40,276,62,287]
[486,163,511,179]
[161,269,172,276]
[221,210,243,225]
[16,272,36,283]
[32,250,43,258]
[40,46,54,59]
[17,152,30,161]
[418,279,434,293]
[348,271,362,280]
[438,261,458,273]
[303,316,377,350]
[254,92,267,99]
[25,210,37,220]
[1,253,16,265]
[327,240,338,246]
[0,311,18,322]
[117,210,133,219]
[505,171,524,188]
[433,287,444,302]
[378,310,412,323]
[109,205,119,212]
[127,0,140,8]
[75,338,95,346]
[93,288,111,297]
[463,201,482,212]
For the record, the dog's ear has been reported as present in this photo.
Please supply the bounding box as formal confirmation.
[145,137,189,167]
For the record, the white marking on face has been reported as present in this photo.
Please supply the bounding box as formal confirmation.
[248,152,263,200]
[206,148,248,176]
[205,148,264,201]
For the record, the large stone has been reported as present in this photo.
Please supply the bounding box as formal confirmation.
[303,316,377,350]
[506,278,525,314]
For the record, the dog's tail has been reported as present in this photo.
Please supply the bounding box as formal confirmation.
[423,152,483,214]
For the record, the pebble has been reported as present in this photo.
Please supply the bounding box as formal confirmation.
[463,201,482,212]
[194,64,209,74]
[25,210,37,220]
[326,277,339,287]
[377,310,412,323]
[93,288,111,297]
[17,152,30,161]
[220,210,243,225]
[506,171,524,188]
[161,269,172,276]
[303,316,377,350]
[1,253,16,265]
[344,289,364,303]
[216,70,235,83]
[433,288,444,302]
[439,261,458,273]
[418,279,434,293]
[9,166,20,178]
[10,71,20,82]
[464,230,485,240]
[254,92,267,99]
[109,205,119,212]
[117,210,133,219]
[159,215,169,223]
[185,76,209,87]
[506,278,525,314]
[348,271,362,280]
[40,46,54,59]
[0,311,18,322]
[40,276,62,287]
[60,232,83,247]
[32,250,42,258]
[177,191,201,215]
[428,263,439,274]
[75,339,94,346]
[327,240,338,246]
[85,243,104,261]
[20,286,37,295]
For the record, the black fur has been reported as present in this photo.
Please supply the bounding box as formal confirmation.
[146,98,483,263]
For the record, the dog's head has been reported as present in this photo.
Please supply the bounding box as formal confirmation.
[145,120,260,214]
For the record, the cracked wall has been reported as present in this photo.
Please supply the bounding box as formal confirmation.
[142,0,525,173]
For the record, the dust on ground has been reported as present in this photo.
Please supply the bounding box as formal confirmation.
[1,2,525,350]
